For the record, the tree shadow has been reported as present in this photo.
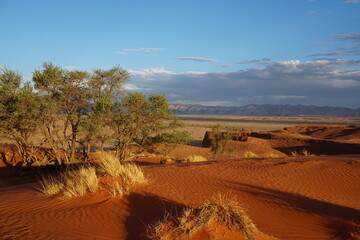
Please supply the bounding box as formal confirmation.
[274,139,360,156]
[0,161,97,187]
[224,181,360,222]
[188,140,203,147]
[326,220,360,240]
[124,192,185,240]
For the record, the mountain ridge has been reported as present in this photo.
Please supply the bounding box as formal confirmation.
[169,104,360,117]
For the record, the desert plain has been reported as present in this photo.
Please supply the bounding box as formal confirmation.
[1,115,360,240]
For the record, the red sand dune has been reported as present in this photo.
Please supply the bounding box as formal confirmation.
[283,125,360,142]
[1,125,360,239]
[1,155,360,239]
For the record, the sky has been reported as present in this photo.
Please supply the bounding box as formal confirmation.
[0,0,360,108]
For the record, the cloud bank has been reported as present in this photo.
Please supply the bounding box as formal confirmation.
[174,57,217,62]
[129,59,360,108]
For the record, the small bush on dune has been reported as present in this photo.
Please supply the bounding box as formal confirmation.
[290,149,311,157]
[39,153,147,198]
[184,155,208,163]
[148,194,276,240]
[97,153,147,185]
[301,149,311,156]
[39,175,63,196]
[263,153,280,158]
[243,151,260,158]
[39,166,99,198]
[62,167,99,198]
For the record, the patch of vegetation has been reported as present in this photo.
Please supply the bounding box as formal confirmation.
[1,63,190,165]
[39,166,99,198]
[243,151,260,158]
[290,148,312,157]
[209,124,237,160]
[148,194,277,240]
[184,155,208,163]
[39,153,147,198]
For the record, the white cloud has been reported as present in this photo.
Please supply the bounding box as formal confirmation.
[124,48,164,53]
[313,42,335,45]
[129,68,173,80]
[309,52,355,57]
[128,59,360,108]
[64,66,76,69]
[124,83,139,90]
[335,33,360,40]
[113,51,126,55]
[273,95,306,99]
[238,58,271,64]
[174,57,217,62]
[113,48,164,56]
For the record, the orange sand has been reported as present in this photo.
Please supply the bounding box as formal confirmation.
[1,125,360,239]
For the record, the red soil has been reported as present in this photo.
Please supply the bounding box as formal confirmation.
[1,125,360,239]
[1,155,359,239]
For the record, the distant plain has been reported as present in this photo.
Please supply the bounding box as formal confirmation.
[176,114,360,141]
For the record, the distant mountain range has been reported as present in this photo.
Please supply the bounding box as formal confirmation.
[169,104,360,117]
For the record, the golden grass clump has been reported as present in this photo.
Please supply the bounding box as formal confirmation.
[291,149,312,157]
[39,153,147,198]
[184,155,208,163]
[263,153,280,158]
[97,153,147,185]
[243,151,260,158]
[39,166,99,198]
[148,194,276,240]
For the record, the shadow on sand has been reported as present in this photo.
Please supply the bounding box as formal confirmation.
[124,193,186,240]
[224,181,360,222]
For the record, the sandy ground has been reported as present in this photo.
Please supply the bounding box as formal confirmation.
[1,155,359,239]
[1,124,360,240]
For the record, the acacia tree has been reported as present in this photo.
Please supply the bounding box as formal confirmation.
[33,63,130,163]
[209,124,235,160]
[33,62,90,163]
[0,68,45,166]
[1,63,188,165]
[110,92,188,161]
[80,67,129,158]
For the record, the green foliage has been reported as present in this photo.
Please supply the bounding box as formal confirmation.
[110,92,181,160]
[1,63,184,166]
[0,68,45,165]
[80,66,129,157]
[209,124,235,160]
[33,62,130,162]
[153,130,193,157]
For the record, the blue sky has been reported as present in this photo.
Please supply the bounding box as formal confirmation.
[1,0,360,107]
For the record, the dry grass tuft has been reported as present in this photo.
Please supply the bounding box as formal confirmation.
[184,155,208,163]
[97,152,147,196]
[263,153,280,158]
[98,153,147,185]
[148,194,276,240]
[39,166,99,198]
[301,148,311,156]
[39,153,147,198]
[291,149,312,157]
[39,175,63,196]
[332,223,360,240]
[243,151,260,158]
[290,150,300,156]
